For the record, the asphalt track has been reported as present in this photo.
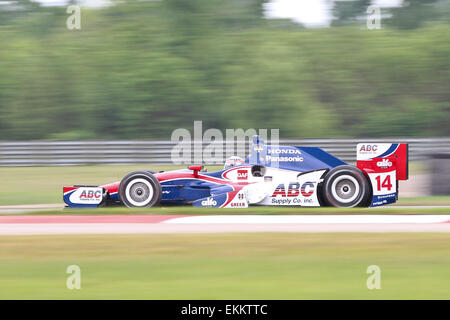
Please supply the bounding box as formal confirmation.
[0,204,64,214]
[1,204,450,214]
[0,214,449,235]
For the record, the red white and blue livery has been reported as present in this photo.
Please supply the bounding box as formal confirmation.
[63,136,409,208]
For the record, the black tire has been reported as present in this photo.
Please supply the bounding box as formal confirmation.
[118,171,162,208]
[322,165,371,208]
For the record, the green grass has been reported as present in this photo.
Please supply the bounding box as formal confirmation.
[396,196,450,206]
[0,233,449,299]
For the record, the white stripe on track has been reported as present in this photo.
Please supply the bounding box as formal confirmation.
[163,215,450,224]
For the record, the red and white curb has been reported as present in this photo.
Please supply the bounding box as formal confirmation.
[0,215,185,224]
[0,215,449,235]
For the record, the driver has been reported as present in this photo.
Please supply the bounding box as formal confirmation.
[223,156,244,170]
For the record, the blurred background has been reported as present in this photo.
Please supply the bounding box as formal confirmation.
[0,1,449,300]
[0,0,449,204]
[0,0,449,139]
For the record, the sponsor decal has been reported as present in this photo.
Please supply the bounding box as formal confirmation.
[201,197,217,207]
[272,183,287,197]
[300,182,314,197]
[68,187,103,204]
[287,182,300,197]
[266,148,304,162]
[227,191,247,208]
[357,143,399,161]
[79,190,102,199]
[371,193,396,207]
[237,170,248,180]
[266,155,304,162]
[271,182,315,198]
[230,202,246,207]
[270,197,312,205]
[376,159,392,169]
[264,176,273,182]
[359,145,378,152]
[268,149,302,155]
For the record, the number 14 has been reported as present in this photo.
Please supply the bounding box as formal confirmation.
[375,175,392,191]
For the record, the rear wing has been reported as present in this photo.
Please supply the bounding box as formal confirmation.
[356,143,409,180]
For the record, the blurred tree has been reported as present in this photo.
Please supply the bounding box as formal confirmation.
[332,0,443,29]
[332,0,371,26]
[0,0,43,28]
[0,0,448,140]
[387,0,441,29]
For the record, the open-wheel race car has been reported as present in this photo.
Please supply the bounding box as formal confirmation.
[63,136,408,208]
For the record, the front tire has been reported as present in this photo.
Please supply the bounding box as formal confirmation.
[119,171,162,208]
[322,165,371,208]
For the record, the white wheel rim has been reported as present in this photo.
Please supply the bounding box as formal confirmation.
[125,178,154,207]
[331,175,360,204]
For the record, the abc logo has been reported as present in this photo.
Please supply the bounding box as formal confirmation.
[359,145,378,152]
[79,190,101,199]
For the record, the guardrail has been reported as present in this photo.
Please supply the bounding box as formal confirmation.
[0,138,448,166]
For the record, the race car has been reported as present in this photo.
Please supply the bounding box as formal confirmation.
[63,136,408,208]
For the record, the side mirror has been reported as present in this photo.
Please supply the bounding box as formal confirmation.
[188,165,203,177]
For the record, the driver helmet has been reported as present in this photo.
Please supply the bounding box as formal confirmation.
[223,156,244,170]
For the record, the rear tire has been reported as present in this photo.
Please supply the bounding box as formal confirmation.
[322,165,371,208]
[119,171,162,208]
